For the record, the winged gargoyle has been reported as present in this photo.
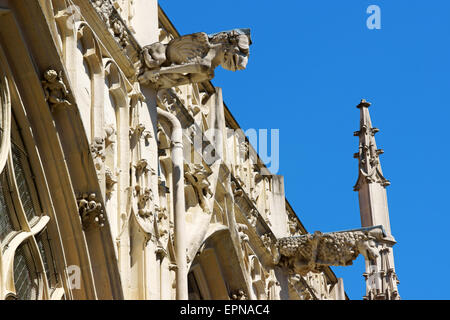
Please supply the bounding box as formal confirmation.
[138,28,252,89]
[276,226,385,276]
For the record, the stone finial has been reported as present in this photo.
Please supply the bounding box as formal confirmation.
[138,29,252,89]
[353,100,390,191]
[356,99,371,109]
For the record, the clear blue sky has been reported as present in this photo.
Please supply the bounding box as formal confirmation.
[159,0,450,300]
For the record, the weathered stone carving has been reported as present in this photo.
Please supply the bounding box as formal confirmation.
[143,130,152,142]
[288,274,314,300]
[105,167,118,198]
[104,124,116,147]
[236,223,249,243]
[231,180,244,200]
[277,227,384,276]
[245,209,258,228]
[155,205,169,238]
[129,123,144,139]
[230,290,248,300]
[42,69,71,112]
[91,0,129,49]
[287,212,302,236]
[155,244,167,260]
[184,163,212,213]
[135,185,152,218]
[158,176,170,195]
[90,137,105,171]
[239,140,249,160]
[138,29,252,89]
[91,0,113,23]
[261,233,273,252]
[77,193,106,229]
[134,159,149,176]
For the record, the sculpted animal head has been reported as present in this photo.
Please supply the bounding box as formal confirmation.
[356,239,379,261]
[209,29,252,71]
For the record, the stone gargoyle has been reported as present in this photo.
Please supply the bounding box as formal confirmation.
[138,28,251,89]
[276,226,385,276]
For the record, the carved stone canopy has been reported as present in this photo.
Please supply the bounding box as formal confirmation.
[277,226,386,276]
[138,29,252,89]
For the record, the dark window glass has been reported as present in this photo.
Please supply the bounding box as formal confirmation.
[13,244,38,300]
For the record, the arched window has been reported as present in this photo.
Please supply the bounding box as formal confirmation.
[0,73,64,300]
[0,115,61,300]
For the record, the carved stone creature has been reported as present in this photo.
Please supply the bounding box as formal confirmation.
[277,228,383,276]
[155,206,169,238]
[129,123,145,139]
[105,167,117,198]
[184,163,212,213]
[138,29,252,89]
[90,137,105,171]
[134,159,149,176]
[135,185,152,218]
[42,69,71,112]
[77,193,106,229]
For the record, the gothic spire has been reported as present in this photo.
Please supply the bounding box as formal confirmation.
[353,99,400,300]
[353,99,390,192]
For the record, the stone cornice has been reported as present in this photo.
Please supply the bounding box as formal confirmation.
[71,0,140,79]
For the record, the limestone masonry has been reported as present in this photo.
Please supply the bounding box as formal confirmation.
[0,0,399,300]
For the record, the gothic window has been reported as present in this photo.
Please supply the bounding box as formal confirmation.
[0,110,62,299]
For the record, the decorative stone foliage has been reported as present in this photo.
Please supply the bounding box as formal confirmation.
[77,193,106,229]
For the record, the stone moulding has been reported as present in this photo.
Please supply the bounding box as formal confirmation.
[276,226,386,276]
